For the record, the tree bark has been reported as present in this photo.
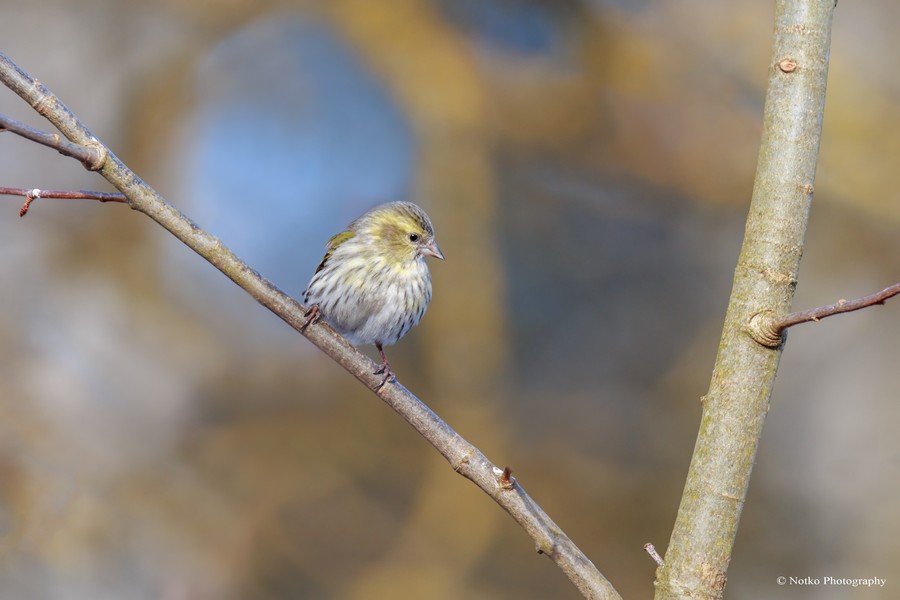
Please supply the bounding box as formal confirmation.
[654,1,836,598]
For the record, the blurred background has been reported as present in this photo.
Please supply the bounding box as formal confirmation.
[1,1,899,598]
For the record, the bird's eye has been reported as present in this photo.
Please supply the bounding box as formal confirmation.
[408,233,419,242]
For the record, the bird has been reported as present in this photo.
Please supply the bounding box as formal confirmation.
[303,201,444,387]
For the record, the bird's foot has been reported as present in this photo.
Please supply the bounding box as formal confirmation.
[302,304,321,330]
[373,363,396,390]
[373,344,396,389]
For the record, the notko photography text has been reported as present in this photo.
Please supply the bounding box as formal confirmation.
[776,575,886,588]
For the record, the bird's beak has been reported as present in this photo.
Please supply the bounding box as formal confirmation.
[422,240,445,260]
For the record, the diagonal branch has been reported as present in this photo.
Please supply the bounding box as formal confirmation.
[0,51,621,600]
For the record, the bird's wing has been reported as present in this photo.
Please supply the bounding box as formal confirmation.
[313,230,356,275]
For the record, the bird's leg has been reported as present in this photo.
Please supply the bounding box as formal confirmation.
[302,304,321,330]
[373,343,396,389]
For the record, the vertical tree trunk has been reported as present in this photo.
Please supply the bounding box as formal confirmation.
[655,1,835,598]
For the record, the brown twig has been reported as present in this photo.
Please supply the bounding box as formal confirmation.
[778,283,900,327]
[0,51,621,600]
[498,466,516,490]
[747,283,900,347]
[0,113,106,170]
[0,186,126,216]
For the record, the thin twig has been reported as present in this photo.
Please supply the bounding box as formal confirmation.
[778,283,900,329]
[0,51,621,600]
[747,283,900,347]
[0,186,126,216]
[499,466,516,490]
[643,543,664,567]
[0,113,106,170]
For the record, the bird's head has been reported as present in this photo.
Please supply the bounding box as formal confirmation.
[361,202,444,264]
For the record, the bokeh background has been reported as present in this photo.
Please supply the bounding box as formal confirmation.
[1,1,899,599]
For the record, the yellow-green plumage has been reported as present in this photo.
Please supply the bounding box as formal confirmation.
[303,201,444,382]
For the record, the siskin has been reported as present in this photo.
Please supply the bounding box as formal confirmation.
[303,201,444,386]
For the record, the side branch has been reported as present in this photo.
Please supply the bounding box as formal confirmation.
[0,113,106,170]
[0,51,621,600]
[747,283,900,347]
[0,187,126,216]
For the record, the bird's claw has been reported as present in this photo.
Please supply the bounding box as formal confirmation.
[373,364,396,390]
[302,304,321,330]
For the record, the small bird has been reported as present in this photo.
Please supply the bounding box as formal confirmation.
[303,201,444,387]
